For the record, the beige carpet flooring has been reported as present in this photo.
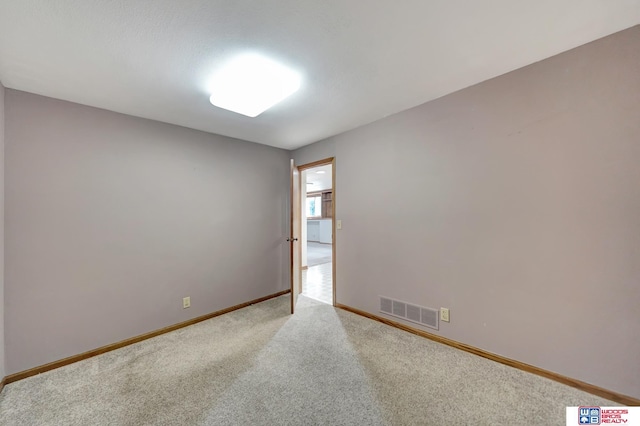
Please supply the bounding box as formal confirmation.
[0,295,617,425]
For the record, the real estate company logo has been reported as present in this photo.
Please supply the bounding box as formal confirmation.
[579,407,600,425]
[568,406,638,425]
[576,407,634,425]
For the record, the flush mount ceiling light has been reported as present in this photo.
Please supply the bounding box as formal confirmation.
[208,53,302,118]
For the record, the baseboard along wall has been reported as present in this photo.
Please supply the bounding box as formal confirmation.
[2,289,291,387]
[335,303,640,406]
[3,291,637,407]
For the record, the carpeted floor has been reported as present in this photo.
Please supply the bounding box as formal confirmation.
[0,295,617,425]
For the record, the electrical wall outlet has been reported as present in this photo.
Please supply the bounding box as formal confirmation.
[440,307,450,322]
[183,296,191,309]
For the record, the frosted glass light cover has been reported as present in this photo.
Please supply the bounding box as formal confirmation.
[209,54,301,117]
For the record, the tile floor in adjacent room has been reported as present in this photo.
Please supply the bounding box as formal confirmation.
[302,262,332,305]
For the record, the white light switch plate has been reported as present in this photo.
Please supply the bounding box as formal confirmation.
[337,220,342,230]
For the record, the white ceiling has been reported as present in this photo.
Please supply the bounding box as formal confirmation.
[304,165,332,192]
[0,1,638,150]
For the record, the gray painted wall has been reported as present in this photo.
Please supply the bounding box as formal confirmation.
[0,81,5,380]
[293,139,336,167]
[4,90,290,374]
[294,26,640,398]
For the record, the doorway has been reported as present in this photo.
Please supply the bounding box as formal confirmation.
[297,158,335,306]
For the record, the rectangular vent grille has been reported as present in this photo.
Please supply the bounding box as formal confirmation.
[406,304,421,323]
[392,300,406,317]
[379,296,439,330]
[380,297,393,314]
[420,307,439,329]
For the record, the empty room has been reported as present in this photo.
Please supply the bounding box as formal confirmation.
[0,1,639,425]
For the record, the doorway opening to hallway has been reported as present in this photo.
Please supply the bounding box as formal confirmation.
[300,162,334,305]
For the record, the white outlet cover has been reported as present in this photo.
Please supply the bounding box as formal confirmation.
[440,308,450,322]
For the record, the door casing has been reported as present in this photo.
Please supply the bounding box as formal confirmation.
[292,157,336,309]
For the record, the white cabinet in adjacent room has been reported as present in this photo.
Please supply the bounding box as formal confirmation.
[319,219,332,243]
[307,220,320,242]
[307,219,332,243]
